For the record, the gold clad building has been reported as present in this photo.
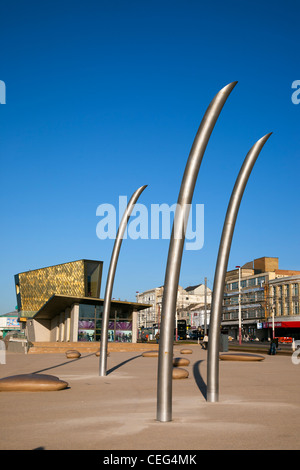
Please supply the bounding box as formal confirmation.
[15,260,102,317]
[15,260,149,344]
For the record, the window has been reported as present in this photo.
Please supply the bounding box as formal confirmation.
[292,284,299,296]
[115,321,132,342]
[277,302,282,316]
[285,285,290,297]
[257,276,265,286]
[77,304,132,342]
[78,304,96,341]
[285,301,289,315]
[257,290,264,301]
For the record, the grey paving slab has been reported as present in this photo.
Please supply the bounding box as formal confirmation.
[0,345,299,450]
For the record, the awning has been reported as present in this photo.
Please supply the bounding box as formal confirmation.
[31,294,151,320]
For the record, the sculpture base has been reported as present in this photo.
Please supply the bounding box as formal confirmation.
[65,350,81,359]
[0,374,68,392]
[142,351,159,357]
[180,349,193,355]
[220,353,265,361]
[172,368,189,379]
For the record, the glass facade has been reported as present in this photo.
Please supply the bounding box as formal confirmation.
[85,261,102,297]
[78,304,133,342]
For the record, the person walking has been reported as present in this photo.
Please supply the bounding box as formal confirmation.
[197,328,201,345]
[202,334,208,350]
[269,338,277,355]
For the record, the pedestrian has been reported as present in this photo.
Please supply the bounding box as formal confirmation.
[202,334,208,350]
[269,338,277,355]
[197,328,201,345]
[155,332,160,344]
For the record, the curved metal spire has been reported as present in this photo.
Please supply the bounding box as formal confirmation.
[156,82,238,422]
[207,133,272,402]
[99,184,147,376]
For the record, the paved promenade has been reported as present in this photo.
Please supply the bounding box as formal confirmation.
[0,344,299,450]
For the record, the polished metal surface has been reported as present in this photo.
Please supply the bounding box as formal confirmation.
[207,133,272,402]
[156,82,237,422]
[99,185,147,376]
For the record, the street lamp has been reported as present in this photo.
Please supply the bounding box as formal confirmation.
[271,303,275,340]
[236,265,242,345]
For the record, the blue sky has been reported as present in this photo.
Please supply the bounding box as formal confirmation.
[0,0,299,313]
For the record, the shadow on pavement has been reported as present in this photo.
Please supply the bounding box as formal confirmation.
[193,360,207,400]
[31,352,101,375]
[107,354,142,374]
[31,352,143,376]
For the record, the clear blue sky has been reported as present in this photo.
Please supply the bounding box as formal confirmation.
[0,0,299,313]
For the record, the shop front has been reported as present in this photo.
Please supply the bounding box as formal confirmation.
[263,320,300,341]
[221,319,268,341]
[78,303,133,342]
[25,294,150,344]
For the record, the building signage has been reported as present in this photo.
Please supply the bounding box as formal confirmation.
[0,317,20,328]
[263,321,300,329]
[6,318,20,328]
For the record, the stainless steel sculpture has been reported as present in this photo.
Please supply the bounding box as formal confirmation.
[207,133,272,402]
[156,81,238,422]
[99,184,147,377]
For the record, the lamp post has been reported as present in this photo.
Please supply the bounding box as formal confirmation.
[236,265,242,345]
[272,303,275,340]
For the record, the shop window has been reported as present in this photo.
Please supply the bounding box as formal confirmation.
[77,303,133,342]
[115,321,132,342]
[78,319,95,341]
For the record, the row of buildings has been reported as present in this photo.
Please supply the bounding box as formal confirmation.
[136,257,300,341]
[222,257,300,340]
[136,284,212,336]
[2,255,300,344]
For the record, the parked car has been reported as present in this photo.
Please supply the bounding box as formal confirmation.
[187,330,201,340]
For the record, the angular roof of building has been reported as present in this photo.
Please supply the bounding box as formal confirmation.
[30,294,150,320]
[184,284,203,292]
